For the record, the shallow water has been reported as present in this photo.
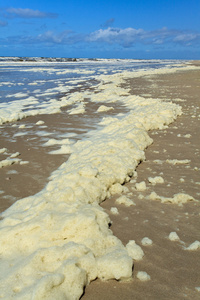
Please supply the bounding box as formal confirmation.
[0,58,180,106]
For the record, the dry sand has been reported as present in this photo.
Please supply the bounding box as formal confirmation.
[0,65,200,299]
[81,67,200,300]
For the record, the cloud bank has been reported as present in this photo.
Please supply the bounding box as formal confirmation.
[3,26,199,48]
[87,27,200,47]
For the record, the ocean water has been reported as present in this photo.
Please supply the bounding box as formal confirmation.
[0,58,194,299]
[0,58,179,109]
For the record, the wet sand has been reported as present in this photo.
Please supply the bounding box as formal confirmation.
[0,101,129,211]
[0,66,200,299]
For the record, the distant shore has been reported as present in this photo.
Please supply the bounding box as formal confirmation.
[1,56,199,63]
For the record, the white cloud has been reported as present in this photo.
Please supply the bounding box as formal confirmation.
[86,27,200,47]
[173,33,200,42]
[87,27,145,46]
[6,7,57,19]
[1,26,200,50]
[37,30,72,44]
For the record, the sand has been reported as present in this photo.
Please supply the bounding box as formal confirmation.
[81,66,200,299]
[0,65,200,299]
[0,100,129,211]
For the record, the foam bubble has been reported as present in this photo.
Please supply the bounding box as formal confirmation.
[137,271,151,281]
[141,237,153,246]
[126,240,144,261]
[168,232,180,241]
[184,241,200,251]
[148,176,164,185]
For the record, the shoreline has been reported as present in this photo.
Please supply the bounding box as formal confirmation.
[0,65,199,299]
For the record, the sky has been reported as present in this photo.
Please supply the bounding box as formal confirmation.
[0,0,200,59]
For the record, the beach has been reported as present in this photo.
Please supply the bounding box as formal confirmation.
[0,61,199,299]
[82,66,200,299]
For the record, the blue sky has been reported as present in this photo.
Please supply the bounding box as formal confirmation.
[0,0,200,59]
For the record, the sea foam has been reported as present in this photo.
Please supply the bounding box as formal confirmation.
[0,63,185,299]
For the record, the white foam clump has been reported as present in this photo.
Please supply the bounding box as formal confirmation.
[109,183,129,195]
[184,241,200,251]
[68,103,85,115]
[97,105,114,112]
[135,181,147,191]
[180,178,185,182]
[36,120,45,125]
[141,237,153,246]
[116,195,135,207]
[0,84,78,124]
[56,69,95,75]
[0,147,7,154]
[110,207,119,215]
[168,232,180,241]
[0,96,62,125]
[126,240,144,261]
[149,192,194,204]
[10,152,20,158]
[0,69,183,299]
[136,271,151,281]
[148,176,164,185]
[6,91,28,98]
[166,159,191,165]
[0,153,28,168]
[43,138,75,154]
[0,158,20,168]
[19,124,26,129]
[43,138,73,147]
[49,145,74,155]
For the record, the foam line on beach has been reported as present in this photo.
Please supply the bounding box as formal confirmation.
[0,63,198,125]
[0,65,184,299]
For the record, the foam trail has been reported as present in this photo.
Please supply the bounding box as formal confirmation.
[0,62,185,299]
